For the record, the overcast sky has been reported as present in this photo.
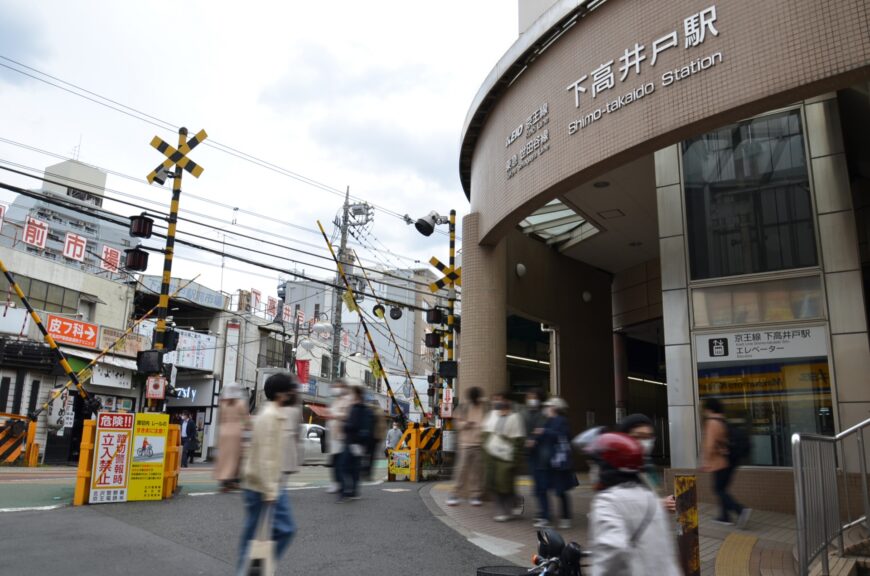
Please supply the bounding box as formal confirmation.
[0,1,517,306]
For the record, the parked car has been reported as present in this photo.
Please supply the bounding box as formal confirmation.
[302,423,329,465]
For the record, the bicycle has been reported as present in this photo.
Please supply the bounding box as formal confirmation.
[136,446,154,458]
[477,528,590,576]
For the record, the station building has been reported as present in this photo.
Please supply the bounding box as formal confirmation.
[458,0,870,508]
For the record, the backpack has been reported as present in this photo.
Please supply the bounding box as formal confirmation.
[550,435,573,471]
[726,420,750,465]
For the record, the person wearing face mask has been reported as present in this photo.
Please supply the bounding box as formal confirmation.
[587,432,681,576]
[532,397,579,529]
[617,413,676,513]
[482,393,526,522]
[522,389,548,521]
[447,386,487,506]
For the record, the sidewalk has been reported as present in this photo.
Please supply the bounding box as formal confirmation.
[421,476,798,576]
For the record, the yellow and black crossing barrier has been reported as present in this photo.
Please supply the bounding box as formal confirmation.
[0,414,37,465]
[387,422,443,482]
[0,258,98,416]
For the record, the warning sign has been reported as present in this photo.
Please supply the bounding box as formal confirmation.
[129,413,169,501]
[90,412,134,504]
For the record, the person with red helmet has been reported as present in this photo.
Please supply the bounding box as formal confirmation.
[587,432,680,576]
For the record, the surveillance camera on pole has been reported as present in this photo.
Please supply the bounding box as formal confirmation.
[414,211,449,237]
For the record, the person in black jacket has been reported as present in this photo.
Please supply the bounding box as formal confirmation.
[339,383,372,502]
[180,411,198,468]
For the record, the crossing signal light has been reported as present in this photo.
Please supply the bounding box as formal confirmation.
[438,360,458,379]
[136,349,163,373]
[124,247,149,271]
[425,332,441,348]
[426,308,444,325]
[129,214,154,238]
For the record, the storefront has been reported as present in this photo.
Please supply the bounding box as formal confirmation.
[166,376,218,461]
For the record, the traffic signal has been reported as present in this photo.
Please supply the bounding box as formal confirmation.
[153,327,180,352]
[424,332,441,348]
[129,214,154,238]
[136,349,163,373]
[426,308,444,325]
[438,360,458,379]
[124,247,149,271]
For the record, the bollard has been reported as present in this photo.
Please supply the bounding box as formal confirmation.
[73,420,96,506]
[675,474,701,576]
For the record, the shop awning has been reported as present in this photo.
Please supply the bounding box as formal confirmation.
[307,403,330,418]
[59,347,138,371]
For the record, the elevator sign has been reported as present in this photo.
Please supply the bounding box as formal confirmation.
[696,326,827,363]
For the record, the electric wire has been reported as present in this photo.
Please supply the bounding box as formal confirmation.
[0,156,431,285]
[0,164,444,298]
[0,178,434,312]
[0,54,457,240]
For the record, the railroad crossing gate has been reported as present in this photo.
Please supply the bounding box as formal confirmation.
[0,413,38,466]
[147,129,208,185]
[428,257,461,293]
[388,423,442,482]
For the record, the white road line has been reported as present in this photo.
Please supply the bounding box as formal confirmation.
[0,504,64,513]
[188,491,220,497]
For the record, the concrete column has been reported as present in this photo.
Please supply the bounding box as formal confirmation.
[613,332,628,423]
[805,94,870,444]
[655,143,698,468]
[459,212,507,399]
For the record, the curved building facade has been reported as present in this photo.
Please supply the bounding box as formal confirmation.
[459,0,870,506]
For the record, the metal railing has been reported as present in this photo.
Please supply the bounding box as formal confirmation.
[793,417,870,575]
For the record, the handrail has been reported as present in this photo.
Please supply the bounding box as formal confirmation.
[793,416,870,575]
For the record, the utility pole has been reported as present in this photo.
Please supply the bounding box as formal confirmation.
[330,187,351,382]
[329,188,374,382]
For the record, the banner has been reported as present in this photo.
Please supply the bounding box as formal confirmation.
[129,413,169,501]
[90,412,134,504]
[296,359,310,384]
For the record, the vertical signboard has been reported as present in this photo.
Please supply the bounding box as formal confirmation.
[90,412,134,504]
[129,413,169,501]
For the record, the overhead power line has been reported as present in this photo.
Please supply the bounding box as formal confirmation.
[0,54,457,241]
[0,178,442,312]
[0,162,439,295]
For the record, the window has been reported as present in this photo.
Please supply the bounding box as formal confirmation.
[692,275,823,327]
[262,335,285,367]
[320,355,332,378]
[684,109,817,280]
[0,274,80,315]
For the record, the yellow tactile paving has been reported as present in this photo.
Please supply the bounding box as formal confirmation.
[715,533,758,576]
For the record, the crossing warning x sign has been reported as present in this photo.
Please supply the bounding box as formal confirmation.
[428,256,461,293]
[147,129,208,185]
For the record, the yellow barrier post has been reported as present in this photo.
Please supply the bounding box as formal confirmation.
[675,474,700,576]
[25,421,38,467]
[73,420,96,506]
[163,423,181,498]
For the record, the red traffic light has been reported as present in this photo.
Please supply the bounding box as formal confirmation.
[129,214,154,238]
[124,247,149,271]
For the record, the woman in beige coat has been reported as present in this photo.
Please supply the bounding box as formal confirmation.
[215,382,250,491]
